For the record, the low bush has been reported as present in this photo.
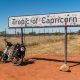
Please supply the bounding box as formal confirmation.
[0,51,3,56]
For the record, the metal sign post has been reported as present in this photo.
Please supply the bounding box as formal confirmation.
[59,26,70,72]
[64,27,67,64]
[21,28,24,44]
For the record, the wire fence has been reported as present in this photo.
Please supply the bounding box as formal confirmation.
[0,27,80,57]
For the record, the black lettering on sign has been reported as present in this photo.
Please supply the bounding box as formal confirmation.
[30,17,38,24]
[55,18,59,23]
[25,18,29,24]
[64,18,68,22]
[46,16,50,23]
[42,17,46,23]
[18,20,21,25]
[12,19,17,25]
[73,17,77,22]
[46,18,50,23]
[60,18,64,23]
[21,19,25,24]
[50,18,55,23]
[17,19,25,25]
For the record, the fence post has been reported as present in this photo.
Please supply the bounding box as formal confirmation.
[21,28,24,44]
[15,28,16,36]
[5,28,6,39]
[24,28,25,44]
[44,28,45,38]
[39,29,40,40]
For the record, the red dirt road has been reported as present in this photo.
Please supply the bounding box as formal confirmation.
[0,53,80,80]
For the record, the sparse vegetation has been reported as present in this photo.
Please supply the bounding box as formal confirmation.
[0,34,79,58]
[0,51,3,56]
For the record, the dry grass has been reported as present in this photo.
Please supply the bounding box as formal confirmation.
[0,35,80,57]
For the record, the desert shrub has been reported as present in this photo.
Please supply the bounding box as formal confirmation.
[68,35,75,40]
[27,42,39,47]
[0,51,3,56]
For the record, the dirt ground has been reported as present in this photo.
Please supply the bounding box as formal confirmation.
[0,53,80,80]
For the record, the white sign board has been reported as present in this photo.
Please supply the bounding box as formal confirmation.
[9,12,80,28]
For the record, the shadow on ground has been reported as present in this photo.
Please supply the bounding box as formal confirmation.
[21,59,35,66]
[30,57,80,68]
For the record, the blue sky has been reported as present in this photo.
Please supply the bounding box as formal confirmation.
[0,0,80,33]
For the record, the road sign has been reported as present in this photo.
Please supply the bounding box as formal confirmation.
[8,11,80,28]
